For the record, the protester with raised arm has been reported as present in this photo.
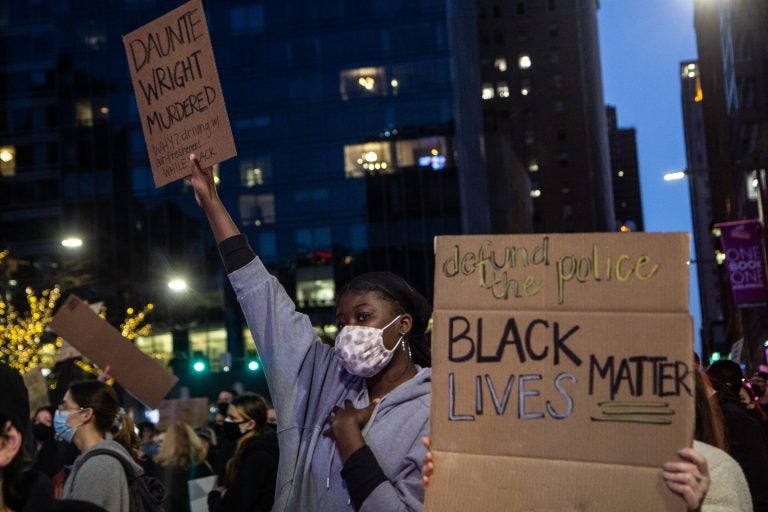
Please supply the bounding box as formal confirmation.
[188,154,432,511]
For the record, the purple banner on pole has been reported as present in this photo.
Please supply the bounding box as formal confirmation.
[716,219,767,308]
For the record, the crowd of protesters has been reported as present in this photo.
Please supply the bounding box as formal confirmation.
[0,151,762,512]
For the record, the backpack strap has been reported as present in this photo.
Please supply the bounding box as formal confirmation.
[78,448,139,483]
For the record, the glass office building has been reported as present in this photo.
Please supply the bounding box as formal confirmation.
[0,0,487,380]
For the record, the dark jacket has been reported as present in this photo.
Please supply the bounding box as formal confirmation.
[716,387,768,512]
[207,430,279,512]
[157,461,214,512]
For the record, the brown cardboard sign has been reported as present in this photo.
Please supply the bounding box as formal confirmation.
[23,367,50,414]
[49,295,178,409]
[425,233,694,511]
[123,0,236,187]
[433,233,689,312]
[157,397,209,430]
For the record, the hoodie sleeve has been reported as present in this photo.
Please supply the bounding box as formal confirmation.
[345,414,429,512]
[222,236,336,429]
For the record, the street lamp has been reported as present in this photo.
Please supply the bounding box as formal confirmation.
[663,170,687,181]
[61,237,83,248]
[167,277,188,292]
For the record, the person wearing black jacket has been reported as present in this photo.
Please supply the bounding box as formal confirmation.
[207,393,278,512]
[708,360,768,512]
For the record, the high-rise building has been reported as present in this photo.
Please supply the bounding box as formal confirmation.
[0,0,488,384]
[476,0,614,233]
[690,0,768,364]
[606,106,644,232]
[679,60,725,359]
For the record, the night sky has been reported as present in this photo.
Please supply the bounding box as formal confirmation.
[598,0,701,352]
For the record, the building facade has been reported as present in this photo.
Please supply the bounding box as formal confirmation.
[476,0,615,233]
[690,0,768,365]
[606,105,644,233]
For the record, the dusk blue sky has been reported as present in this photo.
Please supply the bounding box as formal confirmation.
[597,0,702,352]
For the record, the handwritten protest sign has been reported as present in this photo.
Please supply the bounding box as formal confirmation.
[425,233,694,511]
[50,295,178,408]
[157,397,209,430]
[123,0,236,187]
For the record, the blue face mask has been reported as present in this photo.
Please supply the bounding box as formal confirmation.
[53,409,79,443]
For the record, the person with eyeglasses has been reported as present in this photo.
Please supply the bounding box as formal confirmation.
[55,380,142,512]
[207,393,278,512]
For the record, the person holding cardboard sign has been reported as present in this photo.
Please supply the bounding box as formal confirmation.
[188,154,432,511]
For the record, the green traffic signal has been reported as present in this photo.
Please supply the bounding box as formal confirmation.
[247,360,260,372]
[191,351,208,373]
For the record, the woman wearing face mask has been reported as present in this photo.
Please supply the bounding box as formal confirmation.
[188,154,432,511]
[54,380,142,512]
[0,363,107,512]
[207,394,278,512]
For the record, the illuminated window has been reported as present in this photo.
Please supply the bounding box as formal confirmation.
[240,157,271,187]
[190,328,227,371]
[482,83,495,100]
[497,82,510,98]
[494,57,508,72]
[518,54,532,69]
[396,136,449,170]
[0,146,16,177]
[239,193,276,226]
[528,158,539,172]
[344,142,392,177]
[75,100,93,127]
[520,78,530,96]
[296,266,335,309]
[340,67,387,100]
[135,333,173,366]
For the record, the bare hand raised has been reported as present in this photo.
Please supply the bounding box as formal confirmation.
[187,154,219,210]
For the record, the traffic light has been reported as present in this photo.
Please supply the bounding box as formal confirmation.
[191,351,208,373]
[246,354,261,372]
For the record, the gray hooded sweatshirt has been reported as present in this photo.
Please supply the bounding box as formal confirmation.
[61,439,142,512]
[229,256,430,511]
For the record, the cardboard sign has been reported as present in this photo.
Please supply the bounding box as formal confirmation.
[157,397,209,430]
[123,0,236,187]
[425,233,694,511]
[23,367,50,413]
[49,295,178,408]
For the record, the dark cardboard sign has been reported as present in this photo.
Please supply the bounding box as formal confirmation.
[49,295,178,408]
[425,233,694,511]
[123,0,236,187]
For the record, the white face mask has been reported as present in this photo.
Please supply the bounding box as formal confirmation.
[335,315,403,377]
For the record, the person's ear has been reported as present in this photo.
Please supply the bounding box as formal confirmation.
[399,314,413,336]
[0,420,23,468]
[80,407,94,424]
[242,418,256,433]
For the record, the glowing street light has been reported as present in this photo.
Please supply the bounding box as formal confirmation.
[61,237,83,248]
[663,170,687,181]
[167,278,188,292]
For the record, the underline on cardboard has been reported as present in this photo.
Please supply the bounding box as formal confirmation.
[591,400,675,424]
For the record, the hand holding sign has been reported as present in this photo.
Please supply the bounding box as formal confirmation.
[123,0,236,187]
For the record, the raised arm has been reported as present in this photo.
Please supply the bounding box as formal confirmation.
[188,154,239,243]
